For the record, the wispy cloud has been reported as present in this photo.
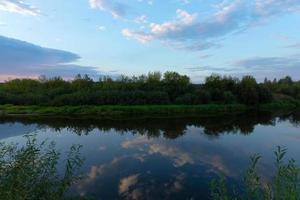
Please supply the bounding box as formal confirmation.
[96,25,106,31]
[230,54,300,80]
[137,0,153,6]
[284,43,300,49]
[185,66,237,72]
[134,15,147,24]
[178,0,190,4]
[0,0,40,15]
[122,0,300,51]
[0,35,100,79]
[89,0,128,18]
[255,0,300,17]
[233,55,300,70]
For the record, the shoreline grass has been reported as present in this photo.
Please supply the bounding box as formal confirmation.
[0,104,247,117]
[0,102,298,119]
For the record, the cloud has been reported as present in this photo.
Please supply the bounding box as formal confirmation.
[0,0,40,15]
[255,0,300,17]
[89,0,128,18]
[122,9,197,44]
[96,25,106,31]
[134,15,147,24]
[0,35,100,79]
[149,9,197,39]
[284,43,300,49]
[178,0,190,4]
[168,41,220,51]
[137,0,153,6]
[199,54,212,59]
[122,29,153,43]
[122,0,300,51]
[233,55,300,70]
[185,66,236,72]
[230,54,300,81]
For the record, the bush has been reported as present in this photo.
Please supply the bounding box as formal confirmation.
[175,93,196,104]
[238,76,259,105]
[0,135,84,200]
[195,90,211,104]
[224,91,237,104]
[210,89,225,102]
[211,146,300,200]
[258,85,273,103]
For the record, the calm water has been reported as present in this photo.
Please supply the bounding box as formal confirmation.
[0,111,300,199]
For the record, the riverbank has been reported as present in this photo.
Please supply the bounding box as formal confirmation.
[0,104,247,118]
[0,102,298,119]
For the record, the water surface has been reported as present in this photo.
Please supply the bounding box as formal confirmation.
[0,111,300,199]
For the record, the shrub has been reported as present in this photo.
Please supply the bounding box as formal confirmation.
[238,76,259,105]
[211,146,300,200]
[258,85,273,104]
[224,91,237,104]
[0,135,84,200]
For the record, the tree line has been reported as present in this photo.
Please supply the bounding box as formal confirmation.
[0,72,299,106]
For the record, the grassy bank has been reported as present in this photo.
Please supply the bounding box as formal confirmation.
[0,104,249,118]
[259,100,299,111]
[0,102,298,119]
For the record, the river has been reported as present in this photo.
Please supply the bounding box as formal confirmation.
[0,111,299,199]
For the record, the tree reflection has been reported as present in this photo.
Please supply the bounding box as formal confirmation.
[0,111,299,139]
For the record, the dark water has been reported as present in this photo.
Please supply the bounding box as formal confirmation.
[0,111,300,200]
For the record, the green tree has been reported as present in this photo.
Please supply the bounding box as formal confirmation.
[163,71,191,102]
[238,76,259,105]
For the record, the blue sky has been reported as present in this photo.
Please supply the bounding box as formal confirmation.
[0,0,299,82]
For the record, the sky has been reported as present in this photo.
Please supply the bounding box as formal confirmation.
[0,0,299,82]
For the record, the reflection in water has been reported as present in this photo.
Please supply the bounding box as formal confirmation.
[0,111,299,139]
[0,110,299,199]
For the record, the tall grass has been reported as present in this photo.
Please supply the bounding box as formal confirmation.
[211,146,300,200]
[0,135,84,200]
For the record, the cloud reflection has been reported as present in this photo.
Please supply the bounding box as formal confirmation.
[119,174,140,198]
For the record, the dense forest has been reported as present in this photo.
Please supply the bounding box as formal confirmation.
[0,72,299,106]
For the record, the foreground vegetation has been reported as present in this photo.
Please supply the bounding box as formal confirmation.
[0,72,299,107]
[0,135,83,200]
[211,146,300,200]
